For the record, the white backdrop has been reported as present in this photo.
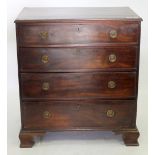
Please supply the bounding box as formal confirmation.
[7,0,147,155]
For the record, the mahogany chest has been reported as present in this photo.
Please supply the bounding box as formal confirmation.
[15,7,142,147]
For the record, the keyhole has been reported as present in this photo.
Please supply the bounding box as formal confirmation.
[76,104,80,111]
[77,27,80,32]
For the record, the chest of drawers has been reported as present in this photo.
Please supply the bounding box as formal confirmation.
[15,7,142,147]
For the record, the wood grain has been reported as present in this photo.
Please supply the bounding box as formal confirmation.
[15,7,142,147]
[15,7,142,22]
[19,46,138,72]
[20,72,137,100]
[22,100,136,130]
[18,22,139,46]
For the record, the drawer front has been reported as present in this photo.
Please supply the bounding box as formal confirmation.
[19,22,139,45]
[20,72,136,100]
[19,47,138,72]
[22,100,136,130]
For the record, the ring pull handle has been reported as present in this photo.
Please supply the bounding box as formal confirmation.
[109,54,117,63]
[39,31,48,40]
[109,30,117,39]
[106,109,115,117]
[42,82,50,91]
[43,111,51,119]
[108,81,116,89]
[41,55,49,63]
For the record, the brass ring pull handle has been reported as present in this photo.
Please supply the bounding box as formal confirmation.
[39,31,48,40]
[42,55,49,63]
[108,81,116,89]
[42,82,50,91]
[109,54,117,63]
[43,111,51,119]
[106,109,115,117]
[109,30,117,39]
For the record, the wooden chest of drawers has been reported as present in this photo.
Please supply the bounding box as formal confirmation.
[15,7,142,147]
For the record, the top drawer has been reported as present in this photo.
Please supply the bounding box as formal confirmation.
[18,21,139,46]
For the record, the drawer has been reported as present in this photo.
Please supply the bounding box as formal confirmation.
[19,22,139,45]
[20,72,136,100]
[19,46,138,72]
[22,100,136,130]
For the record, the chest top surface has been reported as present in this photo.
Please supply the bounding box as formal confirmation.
[15,7,142,23]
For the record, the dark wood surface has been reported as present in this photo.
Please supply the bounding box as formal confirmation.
[15,7,142,22]
[22,100,136,130]
[18,22,139,45]
[15,7,141,147]
[20,72,136,100]
[19,46,138,72]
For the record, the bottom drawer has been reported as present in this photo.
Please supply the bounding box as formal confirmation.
[22,100,136,130]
